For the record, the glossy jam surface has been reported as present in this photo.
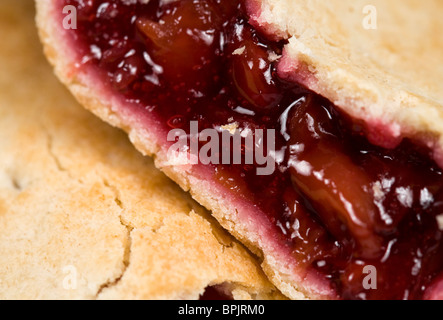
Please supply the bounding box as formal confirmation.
[63,0,443,299]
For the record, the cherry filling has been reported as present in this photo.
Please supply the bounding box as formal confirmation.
[200,286,233,300]
[61,0,443,299]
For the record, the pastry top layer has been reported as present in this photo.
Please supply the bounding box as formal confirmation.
[249,0,443,160]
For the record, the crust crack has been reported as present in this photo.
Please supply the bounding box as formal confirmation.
[95,179,134,298]
[46,131,68,174]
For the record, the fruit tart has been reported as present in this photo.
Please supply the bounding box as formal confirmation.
[36,0,443,299]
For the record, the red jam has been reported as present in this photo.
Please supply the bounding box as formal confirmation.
[62,0,443,299]
[200,286,233,300]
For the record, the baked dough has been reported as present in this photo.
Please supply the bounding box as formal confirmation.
[36,0,443,299]
[0,0,281,300]
[249,0,443,161]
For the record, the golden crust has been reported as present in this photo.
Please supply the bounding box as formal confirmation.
[0,0,282,300]
[250,0,443,160]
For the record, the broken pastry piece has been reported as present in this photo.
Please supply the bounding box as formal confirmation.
[0,0,281,300]
[37,0,443,299]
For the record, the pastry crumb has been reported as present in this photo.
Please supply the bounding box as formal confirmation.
[437,214,443,231]
[221,122,239,135]
[268,51,281,62]
[232,46,246,55]
[372,181,385,201]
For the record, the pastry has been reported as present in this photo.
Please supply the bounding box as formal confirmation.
[0,0,281,300]
[36,0,443,299]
